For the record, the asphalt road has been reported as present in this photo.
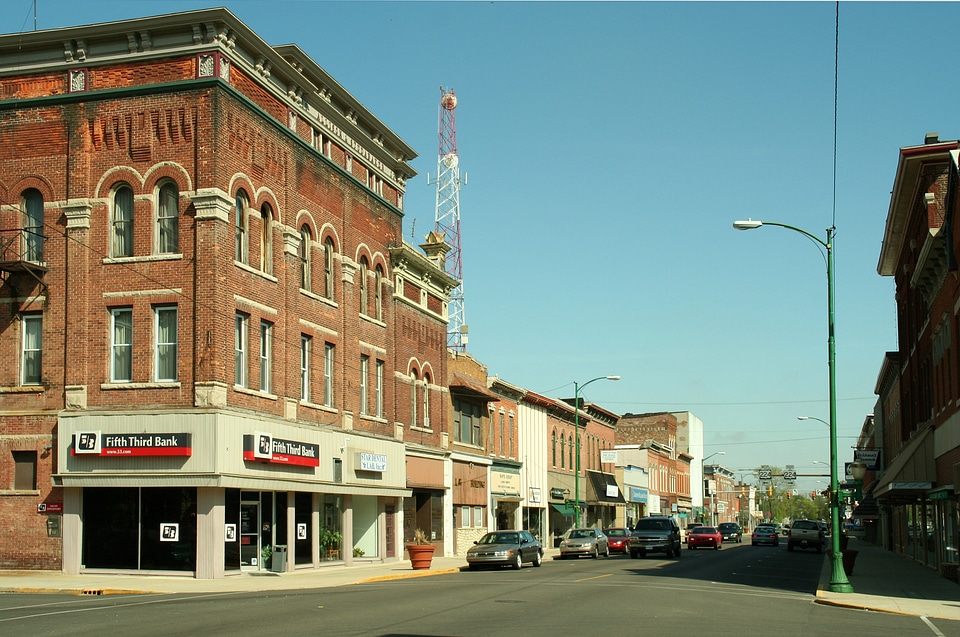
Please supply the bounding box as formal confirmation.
[1,543,958,636]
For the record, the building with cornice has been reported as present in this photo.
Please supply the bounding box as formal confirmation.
[0,9,456,577]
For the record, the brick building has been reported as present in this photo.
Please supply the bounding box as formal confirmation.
[616,412,692,521]
[875,133,960,577]
[0,9,455,577]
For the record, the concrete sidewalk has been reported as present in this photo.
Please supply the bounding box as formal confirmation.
[0,554,470,596]
[815,537,960,620]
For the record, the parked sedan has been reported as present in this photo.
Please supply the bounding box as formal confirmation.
[602,527,631,554]
[466,530,543,570]
[558,528,610,559]
[751,524,780,546]
[686,526,722,550]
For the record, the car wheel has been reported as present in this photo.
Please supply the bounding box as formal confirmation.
[715,543,720,550]
[593,545,600,559]
[629,550,638,559]
[687,544,692,550]
[512,552,523,570]
[604,545,610,558]
[533,551,542,567]
[674,545,681,559]
[639,549,646,558]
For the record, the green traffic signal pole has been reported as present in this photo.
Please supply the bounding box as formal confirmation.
[573,375,620,528]
[733,219,853,593]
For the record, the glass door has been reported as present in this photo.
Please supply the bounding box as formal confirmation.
[240,499,260,571]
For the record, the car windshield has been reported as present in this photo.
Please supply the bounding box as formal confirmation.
[605,529,628,537]
[719,524,738,530]
[755,526,774,533]
[569,529,595,539]
[635,519,670,531]
[481,532,519,545]
[692,527,716,534]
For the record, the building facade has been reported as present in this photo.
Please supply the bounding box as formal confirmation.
[875,133,960,579]
[0,9,458,577]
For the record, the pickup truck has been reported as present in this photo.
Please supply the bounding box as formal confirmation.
[787,519,825,552]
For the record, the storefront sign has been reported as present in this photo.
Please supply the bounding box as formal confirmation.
[243,433,319,467]
[528,487,542,504]
[359,452,387,472]
[490,470,521,497]
[550,487,567,500]
[629,487,648,503]
[38,502,62,513]
[72,431,192,457]
[601,449,618,464]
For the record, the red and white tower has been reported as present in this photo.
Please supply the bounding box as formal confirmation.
[434,87,467,350]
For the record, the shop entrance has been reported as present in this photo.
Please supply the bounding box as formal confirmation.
[239,498,260,571]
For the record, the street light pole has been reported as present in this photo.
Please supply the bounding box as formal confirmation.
[702,450,725,526]
[734,219,853,593]
[573,375,620,528]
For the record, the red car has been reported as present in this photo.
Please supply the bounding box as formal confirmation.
[603,527,631,554]
[687,526,722,550]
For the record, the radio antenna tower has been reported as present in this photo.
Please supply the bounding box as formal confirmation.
[433,86,467,350]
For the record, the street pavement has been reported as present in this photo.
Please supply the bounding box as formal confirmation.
[0,537,957,620]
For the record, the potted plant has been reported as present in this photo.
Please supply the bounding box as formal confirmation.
[406,528,436,570]
[261,544,272,569]
[320,528,343,560]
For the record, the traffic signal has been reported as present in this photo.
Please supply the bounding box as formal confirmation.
[786,491,791,499]
[767,485,773,496]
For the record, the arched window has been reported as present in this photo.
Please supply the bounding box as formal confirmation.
[410,369,418,427]
[551,431,557,467]
[260,203,273,274]
[323,237,335,299]
[299,225,312,291]
[112,185,134,257]
[569,435,574,472]
[359,257,369,315]
[156,182,179,254]
[560,436,566,470]
[235,191,249,263]
[422,372,430,428]
[375,265,384,321]
[22,189,43,262]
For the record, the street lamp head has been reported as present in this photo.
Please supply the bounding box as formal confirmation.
[606,375,621,381]
[733,219,763,230]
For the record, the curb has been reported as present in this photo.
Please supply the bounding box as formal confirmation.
[355,567,462,584]
[0,586,163,596]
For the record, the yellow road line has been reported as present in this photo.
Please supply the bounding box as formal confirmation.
[574,573,613,582]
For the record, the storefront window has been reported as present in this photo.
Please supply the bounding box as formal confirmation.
[225,489,241,571]
[937,499,957,565]
[82,487,196,572]
[321,494,343,561]
[295,492,312,565]
[404,491,445,543]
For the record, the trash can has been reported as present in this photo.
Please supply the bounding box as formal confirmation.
[271,545,287,572]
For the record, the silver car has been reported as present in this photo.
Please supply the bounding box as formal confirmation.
[558,528,610,559]
[466,530,543,570]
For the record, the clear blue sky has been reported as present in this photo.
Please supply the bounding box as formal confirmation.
[8,1,955,492]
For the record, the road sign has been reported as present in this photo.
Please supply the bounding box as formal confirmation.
[759,465,771,484]
[783,465,797,485]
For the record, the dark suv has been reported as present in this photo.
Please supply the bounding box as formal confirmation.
[629,516,682,559]
[718,522,742,543]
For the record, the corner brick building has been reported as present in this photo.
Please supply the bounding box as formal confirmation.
[0,9,456,577]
